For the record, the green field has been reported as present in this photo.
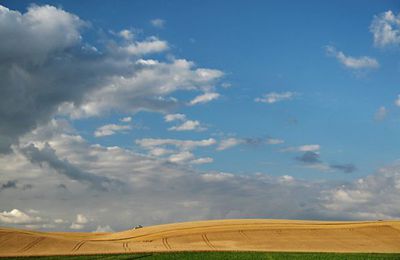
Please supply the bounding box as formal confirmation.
[3,252,400,260]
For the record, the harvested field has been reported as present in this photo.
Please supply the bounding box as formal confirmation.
[1,219,400,257]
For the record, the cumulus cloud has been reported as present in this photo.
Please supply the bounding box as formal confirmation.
[93,225,114,233]
[119,36,168,56]
[61,58,223,119]
[0,5,84,63]
[370,10,400,48]
[136,137,215,164]
[0,4,223,153]
[325,45,379,70]
[138,138,215,151]
[323,164,400,219]
[168,151,195,164]
[119,29,134,40]
[282,144,320,152]
[164,113,186,122]
[189,92,220,105]
[169,120,205,131]
[191,157,213,164]
[0,209,42,224]
[150,18,165,28]
[119,116,132,123]
[217,138,243,151]
[255,92,296,104]
[201,172,234,182]
[70,213,89,230]
[94,124,131,137]
[164,113,205,132]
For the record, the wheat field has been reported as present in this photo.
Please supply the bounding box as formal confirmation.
[1,219,400,257]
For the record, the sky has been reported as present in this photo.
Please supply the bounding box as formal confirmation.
[0,0,399,232]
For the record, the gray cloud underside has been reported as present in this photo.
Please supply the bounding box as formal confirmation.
[20,143,123,191]
[296,151,321,164]
[0,4,222,153]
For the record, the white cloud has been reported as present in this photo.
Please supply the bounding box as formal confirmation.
[191,157,213,164]
[168,151,194,164]
[150,18,165,28]
[93,225,114,233]
[279,175,295,183]
[136,137,215,165]
[370,10,400,48]
[70,214,88,230]
[282,144,320,152]
[217,138,243,151]
[255,92,296,104]
[94,124,131,137]
[395,95,400,107]
[76,213,88,224]
[325,45,379,70]
[0,4,84,64]
[136,138,216,151]
[297,144,320,152]
[119,29,134,40]
[120,36,168,56]
[61,58,223,119]
[165,114,206,132]
[323,164,400,219]
[0,209,42,224]
[374,106,387,121]
[70,223,84,230]
[201,172,234,182]
[189,92,220,105]
[168,120,205,131]
[54,218,66,224]
[120,116,132,123]
[148,147,172,157]
[164,114,186,122]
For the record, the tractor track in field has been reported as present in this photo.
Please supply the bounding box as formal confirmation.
[122,241,131,252]
[201,234,215,250]
[19,237,45,253]
[71,240,86,252]
[161,237,171,250]
[238,230,250,240]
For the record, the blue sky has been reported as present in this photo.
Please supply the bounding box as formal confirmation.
[0,1,400,231]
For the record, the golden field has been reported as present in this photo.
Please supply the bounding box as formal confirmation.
[1,219,400,257]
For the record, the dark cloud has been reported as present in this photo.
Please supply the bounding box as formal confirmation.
[0,5,137,153]
[0,180,17,191]
[243,137,264,146]
[20,143,123,191]
[330,163,357,173]
[57,184,67,190]
[296,151,321,164]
